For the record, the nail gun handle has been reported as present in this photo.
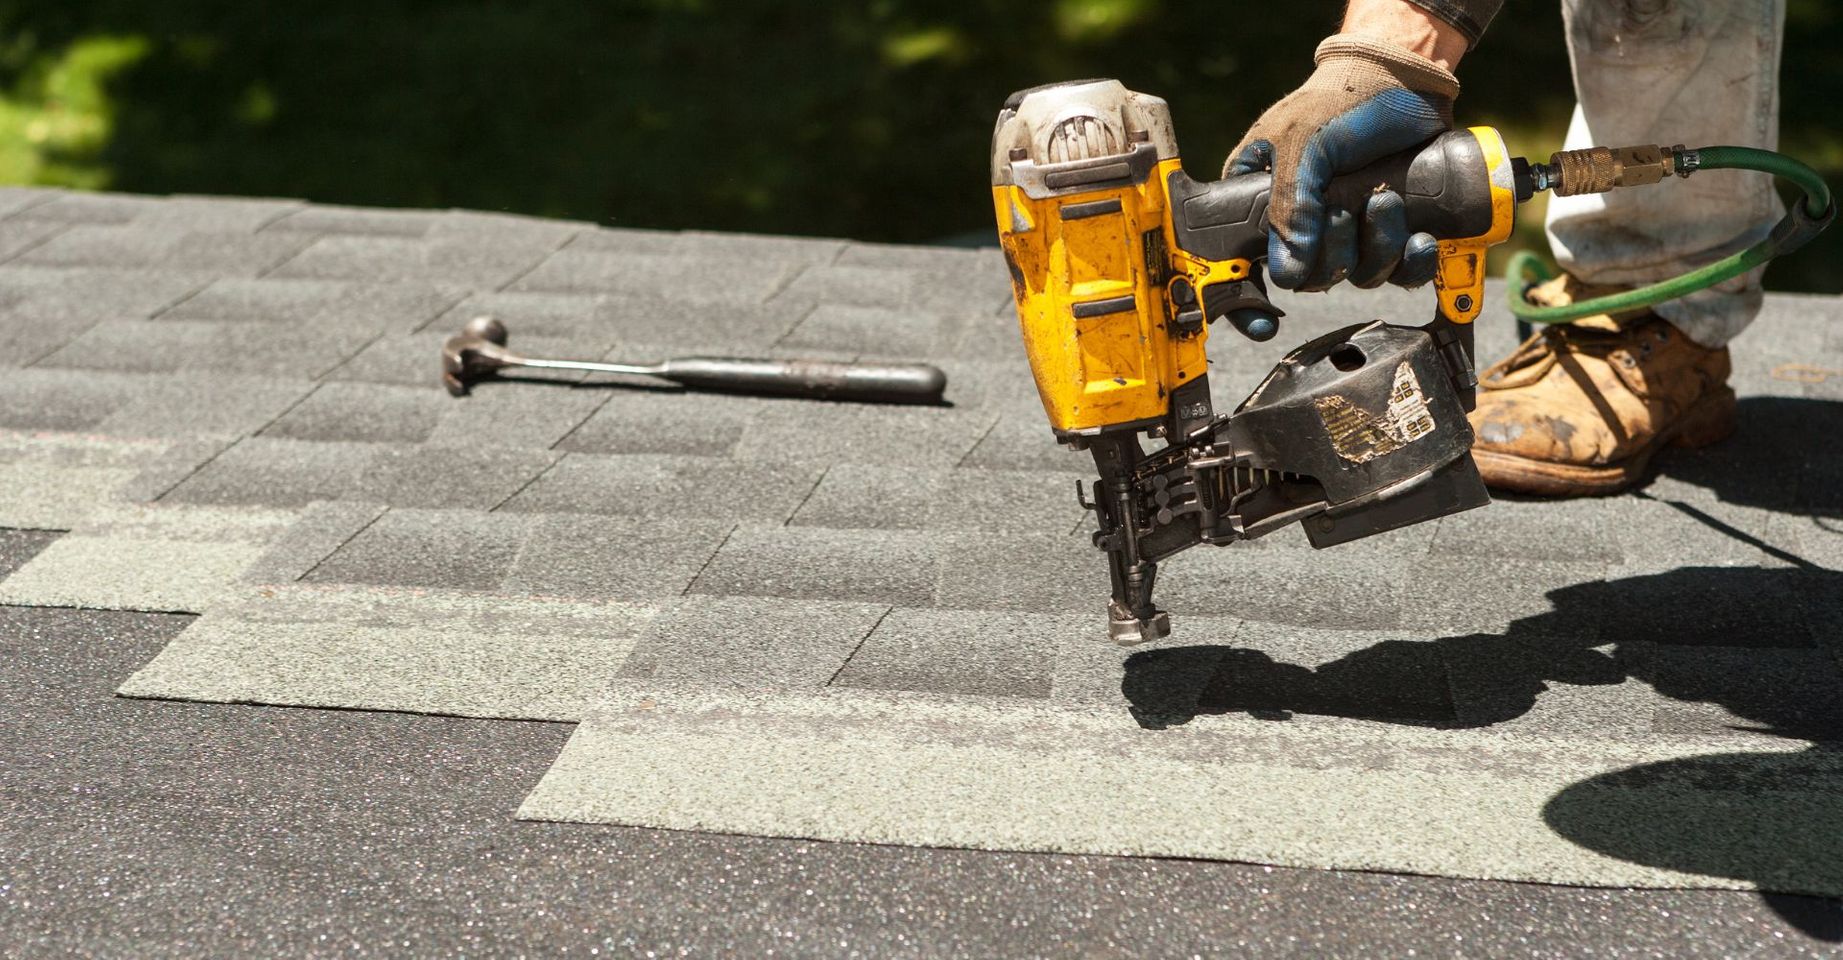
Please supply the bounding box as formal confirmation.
[657,357,949,405]
[1168,127,1516,321]
[1173,130,1499,262]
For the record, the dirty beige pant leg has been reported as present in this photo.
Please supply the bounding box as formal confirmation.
[1546,0,1785,348]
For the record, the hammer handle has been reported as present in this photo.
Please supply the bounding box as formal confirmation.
[658,357,948,404]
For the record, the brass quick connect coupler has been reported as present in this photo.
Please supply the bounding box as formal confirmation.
[1522,144,1698,197]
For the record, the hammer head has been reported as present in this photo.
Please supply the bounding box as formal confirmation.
[441,316,517,396]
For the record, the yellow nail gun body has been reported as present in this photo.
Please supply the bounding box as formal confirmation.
[994,140,1212,438]
[991,79,1528,644]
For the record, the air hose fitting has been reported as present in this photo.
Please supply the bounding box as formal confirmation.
[1506,143,1835,325]
[1524,144,1684,196]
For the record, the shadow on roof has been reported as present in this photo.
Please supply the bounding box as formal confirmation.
[1120,559,1843,926]
[1543,746,1843,939]
[1120,564,1843,736]
[1636,396,1837,515]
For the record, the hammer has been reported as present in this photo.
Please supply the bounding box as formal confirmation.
[441,317,948,404]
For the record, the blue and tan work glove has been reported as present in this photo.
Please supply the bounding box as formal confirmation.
[1225,36,1460,291]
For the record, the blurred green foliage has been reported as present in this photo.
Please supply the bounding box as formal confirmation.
[0,33,145,187]
[0,0,1837,290]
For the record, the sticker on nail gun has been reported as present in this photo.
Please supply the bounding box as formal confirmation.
[1314,362,1437,464]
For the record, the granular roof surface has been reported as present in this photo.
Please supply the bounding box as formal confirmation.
[1,185,1841,956]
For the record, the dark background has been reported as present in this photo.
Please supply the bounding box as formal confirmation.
[0,0,1836,290]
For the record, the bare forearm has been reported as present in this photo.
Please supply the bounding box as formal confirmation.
[1341,0,1487,69]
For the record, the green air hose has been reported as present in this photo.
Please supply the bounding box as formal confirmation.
[1506,145,1836,326]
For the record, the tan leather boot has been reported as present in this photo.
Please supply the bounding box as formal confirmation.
[1468,275,1736,496]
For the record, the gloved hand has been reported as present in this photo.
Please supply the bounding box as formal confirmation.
[1225,36,1460,292]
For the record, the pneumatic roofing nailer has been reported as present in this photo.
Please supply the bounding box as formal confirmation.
[992,79,1834,646]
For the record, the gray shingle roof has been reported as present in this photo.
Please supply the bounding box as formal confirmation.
[20,594,1838,959]
[3,187,1842,948]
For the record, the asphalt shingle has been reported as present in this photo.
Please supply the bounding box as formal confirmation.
[115,437,239,504]
[591,295,810,349]
[1429,497,1625,563]
[117,586,653,721]
[787,462,1088,533]
[91,375,319,441]
[0,432,163,529]
[9,192,165,224]
[777,303,963,358]
[834,241,991,272]
[436,290,612,340]
[239,500,390,585]
[934,530,1106,614]
[1049,614,1246,712]
[955,415,1083,472]
[615,595,886,686]
[523,684,1843,897]
[1152,542,1416,630]
[16,601,1832,957]
[349,443,558,510]
[1580,564,1819,649]
[126,195,306,231]
[551,228,846,268]
[498,452,821,524]
[671,229,848,266]
[687,524,940,606]
[260,382,452,445]
[325,331,483,387]
[11,186,1843,915]
[1394,554,1617,637]
[550,388,759,458]
[550,225,677,255]
[262,205,445,237]
[948,308,1030,364]
[163,437,379,508]
[769,264,917,311]
[36,319,378,379]
[0,527,63,579]
[0,501,292,612]
[502,514,735,600]
[302,507,529,591]
[0,265,215,322]
[0,219,66,263]
[163,276,460,332]
[830,607,1069,699]
[731,402,997,468]
[1646,645,1843,740]
[14,225,312,275]
[0,185,62,218]
[1179,622,1461,727]
[423,381,614,450]
[0,265,212,364]
[0,369,138,432]
[270,233,565,289]
[511,249,799,306]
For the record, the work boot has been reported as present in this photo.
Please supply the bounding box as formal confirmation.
[1468,274,1736,497]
